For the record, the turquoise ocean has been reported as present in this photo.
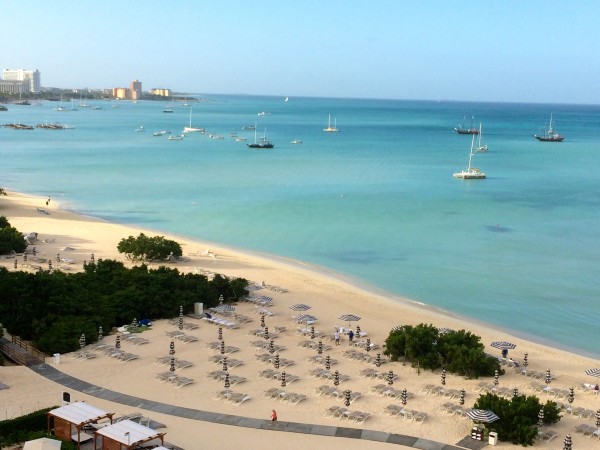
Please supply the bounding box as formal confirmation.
[1,96,599,357]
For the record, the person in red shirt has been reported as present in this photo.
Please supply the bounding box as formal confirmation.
[271,409,278,422]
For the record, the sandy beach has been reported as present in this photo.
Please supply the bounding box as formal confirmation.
[1,191,598,449]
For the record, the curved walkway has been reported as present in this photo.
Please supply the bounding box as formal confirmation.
[29,363,467,450]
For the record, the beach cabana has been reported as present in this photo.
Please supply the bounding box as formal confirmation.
[93,419,166,450]
[47,401,114,449]
[23,437,62,450]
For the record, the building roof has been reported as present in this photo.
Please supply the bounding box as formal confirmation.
[48,401,112,426]
[94,419,165,446]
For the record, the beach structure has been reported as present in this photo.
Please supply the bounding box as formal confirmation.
[47,402,114,449]
[93,419,166,450]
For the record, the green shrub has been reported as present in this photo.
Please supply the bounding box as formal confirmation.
[117,233,182,262]
[0,215,27,254]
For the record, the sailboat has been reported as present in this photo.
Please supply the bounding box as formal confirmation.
[247,125,274,148]
[475,123,488,152]
[533,113,564,142]
[454,116,479,134]
[183,107,204,133]
[54,94,68,111]
[453,134,486,179]
[323,114,340,132]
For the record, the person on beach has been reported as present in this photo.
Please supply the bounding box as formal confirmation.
[271,409,277,422]
[334,329,340,346]
[348,329,354,344]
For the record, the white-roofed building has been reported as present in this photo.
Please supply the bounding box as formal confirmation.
[47,401,114,449]
[93,419,166,449]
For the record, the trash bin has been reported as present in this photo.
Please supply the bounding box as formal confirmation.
[488,431,498,446]
[194,302,203,315]
[53,353,61,365]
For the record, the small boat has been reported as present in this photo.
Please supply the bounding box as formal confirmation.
[454,116,479,135]
[291,139,303,144]
[242,125,255,130]
[475,123,488,152]
[257,111,270,116]
[284,96,289,102]
[453,134,486,179]
[235,137,247,142]
[92,106,102,110]
[534,113,564,142]
[14,100,31,106]
[135,125,145,132]
[0,105,7,111]
[323,114,340,132]
[168,134,184,140]
[247,126,274,149]
[183,107,204,133]
[153,130,167,136]
[163,108,173,113]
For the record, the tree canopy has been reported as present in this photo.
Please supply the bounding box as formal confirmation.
[117,233,183,262]
[474,392,561,446]
[0,259,248,354]
[383,323,501,378]
[0,215,27,255]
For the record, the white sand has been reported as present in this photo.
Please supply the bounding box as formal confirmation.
[1,191,598,449]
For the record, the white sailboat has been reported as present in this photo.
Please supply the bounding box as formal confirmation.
[323,114,340,132]
[183,107,204,133]
[475,123,488,152]
[453,134,486,179]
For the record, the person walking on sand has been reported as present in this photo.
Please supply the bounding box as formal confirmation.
[334,329,340,346]
[271,409,277,422]
[348,329,354,345]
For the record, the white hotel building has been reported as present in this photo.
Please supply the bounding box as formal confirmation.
[0,68,41,94]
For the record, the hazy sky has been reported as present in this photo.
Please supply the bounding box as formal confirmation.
[3,0,598,104]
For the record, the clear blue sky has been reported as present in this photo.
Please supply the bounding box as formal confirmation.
[3,0,598,104]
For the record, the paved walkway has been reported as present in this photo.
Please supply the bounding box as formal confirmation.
[30,363,468,449]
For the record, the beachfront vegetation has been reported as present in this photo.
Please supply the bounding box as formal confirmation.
[0,188,6,195]
[0,215,28,255]
[0,259,248,354]
[474,392,561,446]
[117,232,183,262]
[383,324,501,378]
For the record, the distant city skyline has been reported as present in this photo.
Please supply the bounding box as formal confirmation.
[3,0,599,104]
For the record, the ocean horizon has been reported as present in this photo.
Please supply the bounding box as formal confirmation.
[1,94,599,358]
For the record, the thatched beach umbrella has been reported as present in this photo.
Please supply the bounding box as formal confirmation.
[523,352,528,367]
[401,388,408,405]
[325,354,331,370]
[264,326,269,340]
[310,326,315,340]
[563,434,572,450]
[356,325,361,335]
[269,339,275,355]
[170,356,175,372]
[260,313,265,328]
[596,409,600,428]
[441,368,447,386]
[459,389,465,405]
[274,353,280,369]
[115,335,121,349]
[222,356,228,372]
[365,338,371,353]
[79,334,86,350]
[375,353,382,368]
[545,369,552,385]
[568,387,574,404]
[132,318,138,328]
[220,340,226,355]
[513,387,519,398]
[537,408,544,427]
[344,390,351,407]
[317,340,323,355]
[387,370,394,386]
[169,340,175,355]
[333,370,340,386]
[494,369,499,386]
[281,371,286,387]
[218,326,223,341]
[224,371,230,389]
[98,326,103,341]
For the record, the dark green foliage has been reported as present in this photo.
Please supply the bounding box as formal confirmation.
[0,215,27,254]
[0,188,6,196]
[474,393,561,446]
[0,407,54,441]
[383,324,501,377]
[117,233,182,262]
[0,259,248,354]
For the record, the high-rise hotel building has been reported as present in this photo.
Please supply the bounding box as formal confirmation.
[1,69,41,93]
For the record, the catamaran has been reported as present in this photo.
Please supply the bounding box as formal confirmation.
[323,114,340,132]
[453,134,486,179]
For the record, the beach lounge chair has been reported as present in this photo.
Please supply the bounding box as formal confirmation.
[331,407,349,419]
[413,411,428,423]
[574,423,595,435]
[351,412,370,424]
[263,388,285,399]
[259,369,278,379]
[383,404,402,416]
[360,368,379,378]
[287,393,307,405]
[324,406,343,418]
[174,377,194,388]
[229,393,251,405]
[538,430,558,442]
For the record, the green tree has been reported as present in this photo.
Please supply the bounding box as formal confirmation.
[0,216,27,254]
[117,233,182,262]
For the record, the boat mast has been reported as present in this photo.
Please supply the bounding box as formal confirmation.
[467,134,475,170]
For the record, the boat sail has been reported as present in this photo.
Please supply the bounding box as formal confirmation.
[534,113,564,142]
[453,134,486,179]
[454,116,479,135]
[183,107,204,133]
[323,114,340,132]
[475,123,488,152]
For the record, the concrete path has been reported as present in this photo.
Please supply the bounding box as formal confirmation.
[30,363,467,449]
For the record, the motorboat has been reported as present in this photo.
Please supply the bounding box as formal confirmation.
[291,139,303,144]
[168,134,184,140]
